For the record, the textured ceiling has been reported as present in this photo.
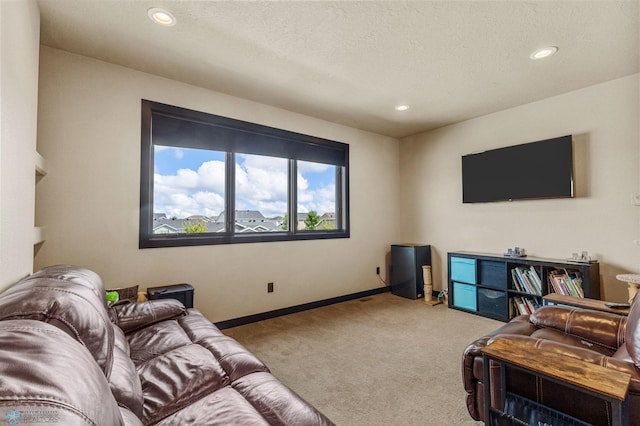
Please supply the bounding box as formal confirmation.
[37,1,639,138]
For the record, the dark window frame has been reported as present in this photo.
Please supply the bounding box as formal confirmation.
[140,100,350,248]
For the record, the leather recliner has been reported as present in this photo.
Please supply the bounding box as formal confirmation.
[0,265,334,425]
[463,299,640,425]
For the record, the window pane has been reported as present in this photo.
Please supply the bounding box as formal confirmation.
[297,160,337,231]
[235,154,288,233]
[141,100,349,248]
[153,146,225,234]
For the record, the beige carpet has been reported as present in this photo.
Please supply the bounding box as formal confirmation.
[224,292,502,425]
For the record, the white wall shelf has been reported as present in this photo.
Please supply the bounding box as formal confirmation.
[33,226,46,245]
[35,151,48,176]
[34,151,47,247]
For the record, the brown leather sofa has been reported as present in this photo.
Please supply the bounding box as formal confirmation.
[0,265,333,425]
[463,301,640,425]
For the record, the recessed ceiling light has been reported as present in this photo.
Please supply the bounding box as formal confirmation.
[395,105,410,111]
[148,7,176,26]
[529,46,558,60]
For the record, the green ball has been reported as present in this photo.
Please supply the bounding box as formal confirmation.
[106,291,119,304]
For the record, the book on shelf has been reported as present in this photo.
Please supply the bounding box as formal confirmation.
[513,297,527,315]
[511,296,542,316]
[548,269,584,297]
[511,266,542,295]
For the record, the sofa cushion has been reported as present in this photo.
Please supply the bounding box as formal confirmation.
[178,312,270,381]
[531,305,626,352]
[27,265,109,301]
[233,371,334,426]
[138,344,229,424]
[120,407,145,426]
[110,345,144,417]
[128,319,194,365]
[154,387,270,426]
[0,265,115,375]
[113,323,131,356]
[0,320,123,425]
[127,313,233,424]
[109,323,144,418]
[530,327,616,356]
[126,308,334,425]
[111,299,186,333]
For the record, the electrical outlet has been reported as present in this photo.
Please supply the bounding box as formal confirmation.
[376,267,380,275]
[267,282,274,293]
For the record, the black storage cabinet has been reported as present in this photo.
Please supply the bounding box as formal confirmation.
[147,284,194,308]
[389,244,432,300]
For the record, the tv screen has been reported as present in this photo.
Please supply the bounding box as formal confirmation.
[462,135,574,203]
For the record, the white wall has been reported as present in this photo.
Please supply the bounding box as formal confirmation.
[400,74,640,302]
[35,46,400,322]
[0,0,40,289]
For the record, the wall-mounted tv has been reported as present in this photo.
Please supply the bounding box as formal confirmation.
[462,135,574,203]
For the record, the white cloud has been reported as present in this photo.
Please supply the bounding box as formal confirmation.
[297,173,309,191]
[153,155,336,218]
[298,160,330,173]
[297,164,336,214]
[154,161,225,217]
[298,182,335,214]
[197,160,225,192]
[191,191,225,216]
[161,193,201,218]
[155,168,199,190]
[235,155,288,216]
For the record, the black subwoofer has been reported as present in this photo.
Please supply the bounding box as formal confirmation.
[147,284,194,308]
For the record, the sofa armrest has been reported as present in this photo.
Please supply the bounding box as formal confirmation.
[530,305,627,351]
[462,315,538,421]
[111,299,186,333]
[463,315,537,390]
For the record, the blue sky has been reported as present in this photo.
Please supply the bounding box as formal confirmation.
[153,146,336,218]
[154,147,224,175]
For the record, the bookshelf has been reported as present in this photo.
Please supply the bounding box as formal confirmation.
[448,251,600,321]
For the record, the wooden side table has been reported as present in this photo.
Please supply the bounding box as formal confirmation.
[482,338,631,425]
[543,293,630,316]
[616,274,640,304]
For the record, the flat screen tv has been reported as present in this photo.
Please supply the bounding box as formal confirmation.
[462,135,574,203]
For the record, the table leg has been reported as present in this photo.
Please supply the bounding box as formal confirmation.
[628,283,640,304]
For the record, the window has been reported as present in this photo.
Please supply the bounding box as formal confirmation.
[297,161,338,231]
[140,100,349,248]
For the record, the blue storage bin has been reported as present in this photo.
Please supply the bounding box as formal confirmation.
[453,282,477,311]
[451,257,477,284]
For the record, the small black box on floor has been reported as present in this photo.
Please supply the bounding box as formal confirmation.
[147,284,194,309]
[389,244,431,300]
